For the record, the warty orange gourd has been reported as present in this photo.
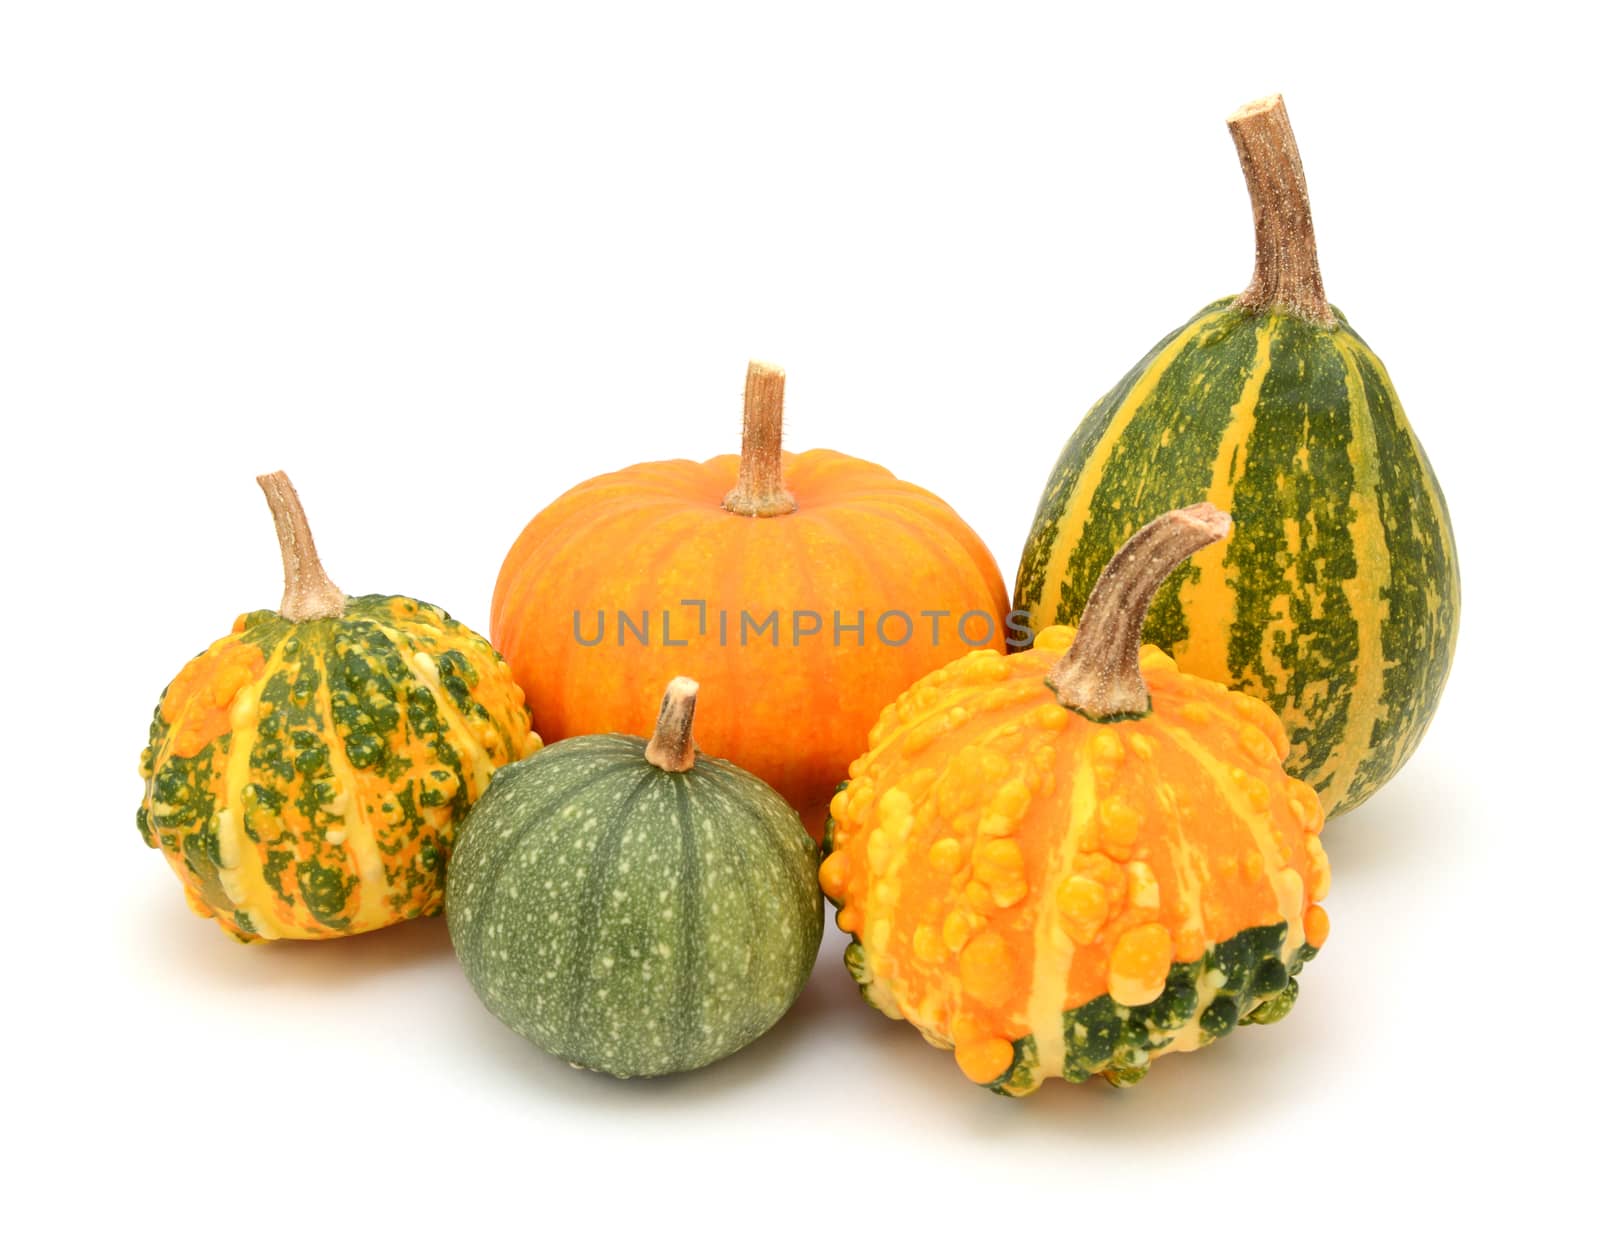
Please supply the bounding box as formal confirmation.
[820,504,1329,1094]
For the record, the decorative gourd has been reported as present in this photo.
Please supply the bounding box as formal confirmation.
[820,505,1329,1095]
[1013,95,1459,817]
[446,676,822,1078]
[138,472,541,942]
[491,360,1010,836]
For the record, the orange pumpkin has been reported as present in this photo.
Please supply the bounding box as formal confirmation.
[819,505,1329,1094]
[491,361,1009,833]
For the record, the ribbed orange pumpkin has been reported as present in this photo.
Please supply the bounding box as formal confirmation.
[819,505,1330,1094]
[491,362,1009,833]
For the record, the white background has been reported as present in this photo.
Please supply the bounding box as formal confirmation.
[4,2,1595,1239]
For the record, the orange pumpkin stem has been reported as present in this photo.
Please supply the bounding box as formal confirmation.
[1228,95,1334,327]
[256,471,347,622]
[722,361,797,518]
[644,676,700,772]
[1046,504,1232,722]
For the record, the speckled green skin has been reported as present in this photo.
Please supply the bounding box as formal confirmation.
[446,734,823,1078]
[1014,300,1459,816]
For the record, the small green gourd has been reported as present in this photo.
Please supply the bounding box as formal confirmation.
[446,677,823,1077]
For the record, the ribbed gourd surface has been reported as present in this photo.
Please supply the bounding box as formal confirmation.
[447,735,822,1078]
[138,595,537,941]
[1015,300,1459,816]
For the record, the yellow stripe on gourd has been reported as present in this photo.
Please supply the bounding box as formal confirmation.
[1158,723,1304,952]
[1318,336,1395,812]
[861,784,917,997]
[1164,794,1213,969]
[1025,752,1098,1080]
[218,642,274,936]
[1146,721,1305,1055]
[1174,318,1274,680]
[1032,312,1227,622]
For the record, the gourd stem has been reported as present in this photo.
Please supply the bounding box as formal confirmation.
[644,677,700,772]
[1228,95,1335,327]
[722,361,797,518]
[256,471,347,622]
[1046,504,1232,722]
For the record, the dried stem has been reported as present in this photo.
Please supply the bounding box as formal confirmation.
[1046,504,1232,721]
[722,361,797,517]
[256,471,346,622]
[1228,95,1335,326]
[644,676,700,772]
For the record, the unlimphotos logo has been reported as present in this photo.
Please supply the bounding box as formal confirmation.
[572,599,1038,649]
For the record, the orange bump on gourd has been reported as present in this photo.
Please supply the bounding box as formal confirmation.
[490,361,1010,836]
[820,504,1330,1095]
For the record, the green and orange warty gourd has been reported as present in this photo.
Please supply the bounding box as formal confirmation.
[491,361,1010,836]
[1013,96,1459,817]
[821,505,1329,1095]
[138,473,541,942]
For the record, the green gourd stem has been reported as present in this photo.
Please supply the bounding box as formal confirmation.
[722,360,797,517]
[1228,95,1335,327]
[1046,504,1232,722]
[256,471,347,622]
[644,676,700,772]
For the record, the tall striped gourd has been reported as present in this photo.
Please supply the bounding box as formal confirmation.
[138,473,541,942]
[1014,96,1459,817]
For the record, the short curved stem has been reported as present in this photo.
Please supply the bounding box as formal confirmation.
[644,676,700,772]
[722,361,797,518]
[1228,95,1335,327]
[1046,504,1232,721]
[256,471,346,622]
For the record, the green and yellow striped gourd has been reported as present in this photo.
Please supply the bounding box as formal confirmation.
[138,473,540,941]
[1014,96,1459,817]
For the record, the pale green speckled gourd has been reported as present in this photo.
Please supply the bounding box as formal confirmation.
[445,677,822,1078]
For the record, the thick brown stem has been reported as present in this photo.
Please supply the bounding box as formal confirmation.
[722,361,797,517]
[1046,504,1232,721]
[1228,95,1334,327]
[256,471,347,622]
[644,676,700,772]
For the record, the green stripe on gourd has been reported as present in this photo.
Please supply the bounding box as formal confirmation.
[1013,96,1459,817]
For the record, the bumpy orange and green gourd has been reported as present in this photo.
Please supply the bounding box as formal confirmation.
[137,472,541,942]
[821,505,1329,1095]
[1013,96,1458,817]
